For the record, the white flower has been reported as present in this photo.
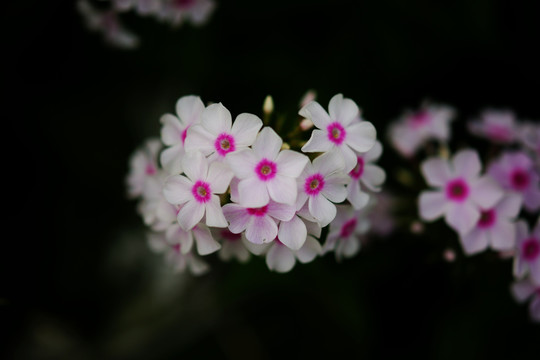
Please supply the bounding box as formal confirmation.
[227,127,309,207]
[147,232,209,275]
[160,95,205,174]
[165,220,221,256]
[213,229,252,263]
[126,138,162,198]
[300,94,376,172]
[184,103,262,163]
[163,151,233,230]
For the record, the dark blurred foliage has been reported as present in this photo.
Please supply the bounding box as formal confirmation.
[2,0,540,359]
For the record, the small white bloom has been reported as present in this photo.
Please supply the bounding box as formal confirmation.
[126,138,162,198]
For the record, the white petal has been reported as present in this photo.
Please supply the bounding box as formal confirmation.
[183,125,215,155]
[321,181,348,203]
[201,102,232,135]
[347,181,370,210]
[160,113,182,146]
[182,151,209,181]
[175,95,205,126]
[252,127,282,160]
[299,100,331,129]
[418,191,447,221]
[339,145,358,173]
[163,175,192,205]
[337,237,361,259]
[278,216,307,250]
[328,94,359,126]
[309,195,337,227]
[511,279,536,303]
[243,238,271,255]
[245,216,278,244]
[460,228,489,255]
[266,244,296,273]
[420,157,452,187]
[205,195,227,228]
[312,150,345,176]
[361,165,386,191]
[445,202,480,235]
[296,236,322,263]
[267,201,296,221]
[187,255,210,276]
[345,122,377,153]
[238,177,270,208]
[489,221,516,251]
[222,204,250,233]
[227,149,259,179]
[192,224,221,255]
[276,150,309,178]
[160,145,184,175]
[267,175,297,205]
[301,129,333,153]
[452,149,481,180]
[231,113,263,147]
[177,200,205,230]
[363,140,383,163]
[206,161,233,194]
[470,176,504,209]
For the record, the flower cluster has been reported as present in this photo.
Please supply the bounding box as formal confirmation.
[388,104,540,322]
[127,93,388,274]
[77,0,215,49]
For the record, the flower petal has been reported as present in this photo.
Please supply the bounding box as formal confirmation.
[267,175,297,205]
[266,243,296,273]
[184,125,215,155]
[201,102,232,136]
[309,195,337,227]
[160,113,183,146]
[222,204,250,233]
[163,175,192,205]
[205,195,227,228]
[299,100,331,129]
[510,279,536,302]
[206,161,233,194]
[182,151,209,181]
[340,145,358,173]
[312,150,345,176]
[328,94,359,126]
[347,180,370,210]
[245,216,278,244]
[296,236,322,263]
[267,201,296,221]
[421,157,452,187]
[470,176,504,209]
[175,95,204,126]
[192,224,221,255]
[361,165,386,191]
[460,228,489,255]
[177,200,205,230]
[276,150,309,178]
[278,215,307,250]
[363,140,383,163]
[321,180,348,203]
[489,220,516,251]
[452,149,481,180]
[345,122,377,153]
[418,191,447,221]
[231,113,263,147]
[160,144,184,175]
[227,149,259,179]
[445,201,480,235]
[301,129,333,153]
[252,127,282,160]
[238,177,270,207]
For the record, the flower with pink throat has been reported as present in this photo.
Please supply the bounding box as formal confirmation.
[388,103,455,158]
[347,140,386,210]
[126,138,162,198]
[227,127,309,207]
[487,151,540,212]
[418,149,504,236]
[296,151,349,227]
[513,218,540,286]
[163,151,233,230]
[184,102,263,163]
[458,193,522,255]
[510,276,540,323]
[300,94,376,172]
[160,95,205,174]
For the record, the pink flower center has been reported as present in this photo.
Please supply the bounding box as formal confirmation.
[349,156,365,179]
[145,163,157,175]
[445,178,469,202]
[255,159,277,181]
[181,126,189,145]
[220,229,241,241]
[327,122,346,145]
[340,218,357,238]
[172,243,181,253]
[304,173,325,196]
[191,180,211,203]
[510,168,530,191]
[409,110,431,128]
[477,209,496,229]
[522,237,540,262]
[247,205,268,217]
[214,133,236,157]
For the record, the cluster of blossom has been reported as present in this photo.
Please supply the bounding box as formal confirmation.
[388,104,540,322]
[127,93,388,274]
[77,0,215,49]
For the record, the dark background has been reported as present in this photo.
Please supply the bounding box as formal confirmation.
[2,0,540,359]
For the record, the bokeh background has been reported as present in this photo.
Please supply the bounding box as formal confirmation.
[3,0,540,359]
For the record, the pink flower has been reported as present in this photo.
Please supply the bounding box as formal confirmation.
[468,109,517,143]
[147,232,209,275]
[184,103,262,163]
[160,95,205,174]
[346,140,386,209]
[222,200,296,244]
[296,151,349,227]
[322,205,370,260]
[227,127,309,207]
[458,194,522,255]
[513,218,540,286]
[300,94,377,172]
[388,104,455,158]
[163,151,233,230]
[510,276,540,323]
[126,138,161,198]
[488,151,540,212]
[418,149,504,236]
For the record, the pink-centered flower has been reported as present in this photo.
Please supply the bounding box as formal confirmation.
[163,151,233,230]
[468,109,517,143]
[458,194,522,255]
[510,276,540,323]
[488,151,540,212]
[347,140,386,210]
[126,138,162,198]
[166,220,221,256]
[322,205,370,261]
[160,95,205,174]
[227,127,309,207]
[388,104,455,158]
[300,94,377,172]
[222,200,296,244]
[296,151,349,227]
[184,102,262,162]
[418,149,504,236]
[513,218,540,286]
